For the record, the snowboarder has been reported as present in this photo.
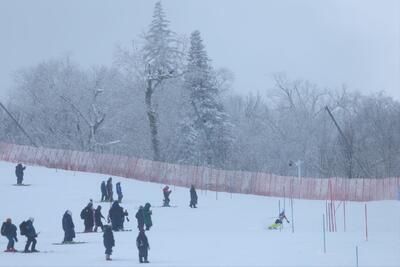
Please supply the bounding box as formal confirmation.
[162,185,172,207]
[143,203,153,231]
[62,210,75,243]
[101,181,108,202]
[103,225,115,261]
[108,201,128,231]
[94,205,105,232]
[189,185,198,208]
[136,229,150,263]
[15,163,26,185]
[21,217,38,252]
[80,201,95,232]
[268,210,290,230]
[1,218,18,252]
[135,206,145,231]
[116,182,123,203]
[106,177,113,202]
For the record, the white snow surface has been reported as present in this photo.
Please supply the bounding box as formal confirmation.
[0,161,399,267]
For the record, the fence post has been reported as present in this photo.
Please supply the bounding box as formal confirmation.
[343,200,346,232]
[356,246,359,267]
[291,196,294,233]
[365,203,368,241]
[323,214,326,253]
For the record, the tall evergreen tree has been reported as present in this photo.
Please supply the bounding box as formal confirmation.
[142,1,180,161]
[176,30,233,167]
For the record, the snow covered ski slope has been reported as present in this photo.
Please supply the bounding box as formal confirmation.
[0,161,399,266]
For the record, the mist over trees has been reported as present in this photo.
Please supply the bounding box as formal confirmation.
[1,2,399,179]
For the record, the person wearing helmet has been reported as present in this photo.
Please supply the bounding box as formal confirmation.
[268,210,290,230]
[1,218,18,252]
[62,210,75,243]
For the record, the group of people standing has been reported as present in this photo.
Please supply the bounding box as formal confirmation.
[101,178,123,203]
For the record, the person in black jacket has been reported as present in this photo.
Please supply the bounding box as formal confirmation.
[94,205,105,232]
[101,181,108,202]
[103,225,115,261]
[162,186,172,207]
[23,218,38,253]
[108,201,128,231]
[1,218,18,252]
[136,229,150,263]
[62,210,75,243]
[106,177,113,202]
[116,182,123,203]
[15,163,26,185]
[189,185,198,208]
[135,206,145,231]
[80,201,94,232]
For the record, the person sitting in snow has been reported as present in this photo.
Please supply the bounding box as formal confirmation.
[268,210,290,230]
[103,225,115,261]
[1,218,18,252]
[162,186,172,207]
[62,210,75,243]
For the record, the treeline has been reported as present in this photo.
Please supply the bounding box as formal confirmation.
[1,2,399,178]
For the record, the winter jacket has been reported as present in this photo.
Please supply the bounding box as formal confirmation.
[108,201,127,230]
[136,231,149,249]
[103,226,115,248]
[135,207,145,230]
[95,207,105,225]
[62,212,75,239]
[190,186,198,203]
[116,183,122,197]
[15,164,25,178]
[143,203,152,228]
[101,181,107,195]
[1,222,17,239]
[25,220,36,238]
[81,204,94,227]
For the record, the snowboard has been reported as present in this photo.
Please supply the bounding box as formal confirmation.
[52,241,87,245]
[267,223,282,230]
[153,205,178,208]
[76,231,102,234]
[16,250,54,253]
[12,184,31,186]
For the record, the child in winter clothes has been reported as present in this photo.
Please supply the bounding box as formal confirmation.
[103,225,114,261]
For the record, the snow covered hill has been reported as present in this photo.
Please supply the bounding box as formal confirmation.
[0,161,399,266]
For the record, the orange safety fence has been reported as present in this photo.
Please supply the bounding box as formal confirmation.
[0,142,399,201]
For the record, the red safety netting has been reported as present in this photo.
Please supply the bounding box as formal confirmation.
[0,143,399,201]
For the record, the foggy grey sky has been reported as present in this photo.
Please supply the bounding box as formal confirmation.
[0,0,399,100]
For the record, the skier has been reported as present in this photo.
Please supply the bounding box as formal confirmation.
[162,185,172,207]
[101,181,108,202]
[116,182,123,203]
[80,201,95,232]
[135,206,145,231]
[1,218,18,252]
[106,177,113,202]
[21,217,38,252]
[268,210,290,230]
[94,205,105,232]
[189,185,198,208]
[143,203,153,231]
[15,163,26,185]
[103,225,115,261]
[62,210,75,243]
[136,229,150,263]
[108,201,128,231]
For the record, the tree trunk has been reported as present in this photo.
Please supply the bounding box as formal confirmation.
[145,79,161,161]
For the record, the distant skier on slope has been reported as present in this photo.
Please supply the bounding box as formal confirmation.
[189,185,198,208]
[103,225,115,261]
[94,205,105,232]
[108,201,128,231]
[1,218,18,252]
[101,181,108,202]
[15,163,26,185]
[162,186,172,207]
[106,177,113,202]
[62,210,75,243]
[135,206,145,231]
[143,203,153,231]
[80,201,95,232]
[21,217,39,252]
[116,182,123,203]
[268,210,290,230]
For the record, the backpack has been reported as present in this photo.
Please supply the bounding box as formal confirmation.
[19,221,27,236]
[1,223,6,236]
[80,208,86,219]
